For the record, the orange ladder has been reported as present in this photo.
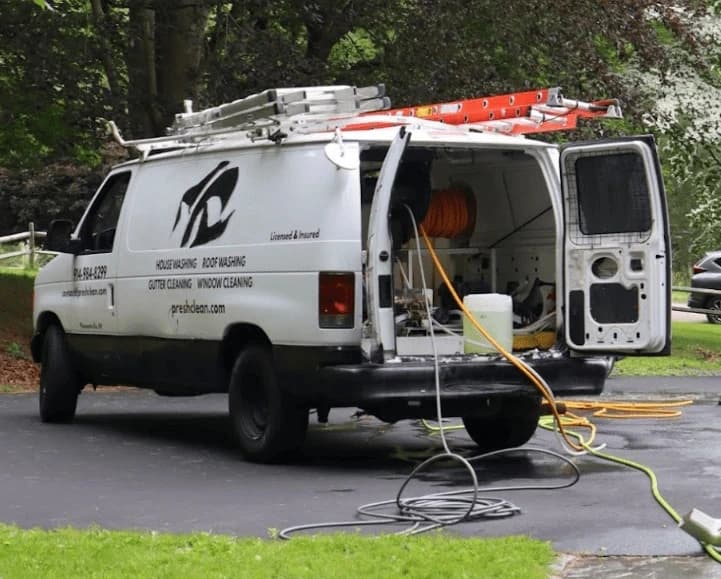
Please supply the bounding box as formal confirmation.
[349,86,621,135]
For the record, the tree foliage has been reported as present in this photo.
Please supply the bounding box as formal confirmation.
[1,1,110,166]
[5,0,713,143]
[7,0,711,148]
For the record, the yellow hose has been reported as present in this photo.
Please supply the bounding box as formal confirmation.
[419,225,583,451]
[564,399,692,420]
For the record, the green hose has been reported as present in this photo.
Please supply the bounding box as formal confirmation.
[538,416,721,564]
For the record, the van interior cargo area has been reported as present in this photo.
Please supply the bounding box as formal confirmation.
[360,145,557,358]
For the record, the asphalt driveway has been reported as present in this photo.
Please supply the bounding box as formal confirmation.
[1,377,721,567]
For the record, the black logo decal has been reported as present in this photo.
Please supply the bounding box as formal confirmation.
[173,161,238,247]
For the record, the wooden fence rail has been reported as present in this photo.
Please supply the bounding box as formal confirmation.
[0,223,54,269]
[671,286,721,317]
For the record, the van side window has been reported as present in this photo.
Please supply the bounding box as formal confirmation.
[79,172,131,253]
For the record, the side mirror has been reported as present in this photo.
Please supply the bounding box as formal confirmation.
[46,219,81,254]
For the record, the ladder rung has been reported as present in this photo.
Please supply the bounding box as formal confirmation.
[276,84,386,101]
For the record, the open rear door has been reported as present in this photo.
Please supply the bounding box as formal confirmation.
[365,127,411,361]
[561,136,671,354]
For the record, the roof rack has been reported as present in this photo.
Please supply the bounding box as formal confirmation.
[109,84,622,157]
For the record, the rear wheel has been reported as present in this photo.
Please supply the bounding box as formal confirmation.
[228,346,308,462]
[705,296,721,324]
[462,395,542,453]
[39,325,82,423]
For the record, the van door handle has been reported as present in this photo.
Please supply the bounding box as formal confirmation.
[107,283,115,310]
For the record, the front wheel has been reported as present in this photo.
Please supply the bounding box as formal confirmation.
[462,395,542,453]
[228,346,308,462]
[39,325,82,423]
[706,296,721,324]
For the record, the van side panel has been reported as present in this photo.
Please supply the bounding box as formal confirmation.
[113,143,362,390]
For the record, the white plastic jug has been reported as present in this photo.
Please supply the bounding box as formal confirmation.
[462,293,513,354]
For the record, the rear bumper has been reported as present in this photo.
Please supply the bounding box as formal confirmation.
[313,353,608,414]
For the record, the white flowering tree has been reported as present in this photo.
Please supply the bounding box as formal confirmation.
[631,4,721,276]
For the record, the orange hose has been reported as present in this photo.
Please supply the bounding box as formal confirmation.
[420,188,476,238]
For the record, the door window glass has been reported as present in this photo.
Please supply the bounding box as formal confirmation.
[79,172,131,253]
[575,153,651,235]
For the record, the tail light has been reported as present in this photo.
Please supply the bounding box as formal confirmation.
[693,265,706,274]
[319,272,354,328]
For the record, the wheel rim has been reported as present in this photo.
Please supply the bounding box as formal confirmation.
[236,366,269,441]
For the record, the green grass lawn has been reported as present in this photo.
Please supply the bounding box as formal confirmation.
[672,290,688,304]
[0,267,35,338]
[614,321,721,376]
[0,525,554,579]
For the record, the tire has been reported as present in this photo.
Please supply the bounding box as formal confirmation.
[705,296,721,324]
[228,346,308,462]
[462,395,542,453]
[39,325,81,423]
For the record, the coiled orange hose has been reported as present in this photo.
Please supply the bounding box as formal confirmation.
[420,188,476,238]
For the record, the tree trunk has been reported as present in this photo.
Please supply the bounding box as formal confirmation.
[89,0,121,99]
[125,1,210,137]
[154,1,211,133]
[127,2,159,138]
[302,4,347,67]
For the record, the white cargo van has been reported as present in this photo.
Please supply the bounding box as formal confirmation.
[32,85,670,461]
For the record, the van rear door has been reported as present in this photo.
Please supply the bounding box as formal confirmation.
[560,136,671,354]
[365,127,411,361]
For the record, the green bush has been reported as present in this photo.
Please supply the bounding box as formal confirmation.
[0,144,127,236]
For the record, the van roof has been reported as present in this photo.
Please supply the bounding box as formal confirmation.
[112,122,556,169]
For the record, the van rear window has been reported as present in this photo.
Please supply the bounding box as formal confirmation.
[575,152,651,235]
